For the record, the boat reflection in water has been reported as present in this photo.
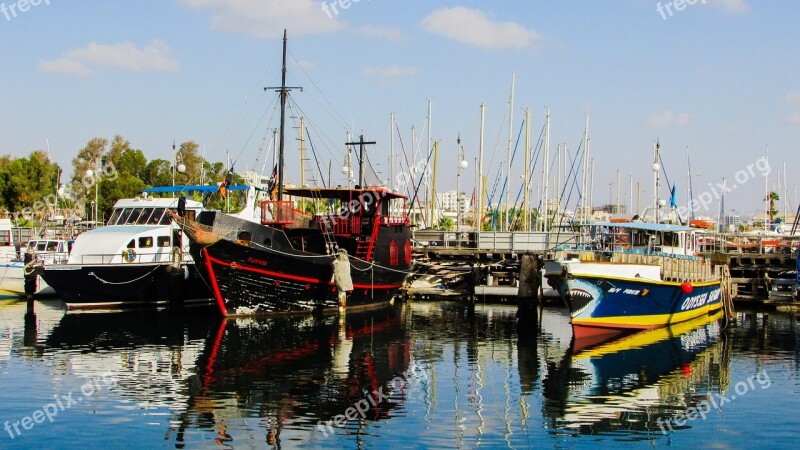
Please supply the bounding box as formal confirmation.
[540,311,731,436]
[40,303,410,447]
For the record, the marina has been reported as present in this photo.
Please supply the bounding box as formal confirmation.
[2,2,800,448]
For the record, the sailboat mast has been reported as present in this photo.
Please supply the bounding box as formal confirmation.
[277,30,288,201]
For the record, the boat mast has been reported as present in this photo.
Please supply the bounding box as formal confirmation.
[277,30,288,201]
[478,103,485,233]
[653,141,661,222]
[265,29,301,202]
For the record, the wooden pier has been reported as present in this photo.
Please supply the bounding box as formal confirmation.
[410,230,799,308]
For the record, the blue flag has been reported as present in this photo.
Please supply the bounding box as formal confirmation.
[669,185,677,208]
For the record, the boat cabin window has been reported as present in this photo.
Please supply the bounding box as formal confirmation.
[148,208,166,225]
[157,236,171,248]
[138,237,153,248]
[117,208,134,225]
[46,241,60,252]
[127,239,135,249]
[108,209,123,225]
[36,241,47,251]
[128,208,144,224]
[136,208,154,225]
[0,230,10,246]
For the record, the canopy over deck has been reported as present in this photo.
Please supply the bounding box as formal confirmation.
[284,187,407,201]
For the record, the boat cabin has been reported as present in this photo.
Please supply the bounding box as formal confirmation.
[260,187,410,261]
[66,196,203,265]
[592,222,698,258]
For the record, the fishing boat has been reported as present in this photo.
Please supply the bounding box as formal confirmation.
[544,143,729,340]
[177,31,413,316]
[38,190,226,309]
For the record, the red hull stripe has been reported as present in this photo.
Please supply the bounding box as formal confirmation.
[205,252,404,290]
[203,248,229,316]
[205,253,323,284]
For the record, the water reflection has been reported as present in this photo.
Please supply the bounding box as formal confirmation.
[540,312,730,437]
[2,299,797,448]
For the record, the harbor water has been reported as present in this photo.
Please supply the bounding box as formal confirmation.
[0,298,798,448]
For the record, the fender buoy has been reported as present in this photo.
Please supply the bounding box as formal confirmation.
[122,248,136,263]
[681,282,693,294]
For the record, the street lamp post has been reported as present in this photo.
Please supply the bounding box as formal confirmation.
[85,162,99,225]
[456,139,468,232]
[172,142,187,197]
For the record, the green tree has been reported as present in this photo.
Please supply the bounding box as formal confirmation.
[0,151,61,221]
[438,216,455,231]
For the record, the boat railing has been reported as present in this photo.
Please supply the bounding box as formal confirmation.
[315,215,360,235]
[380,215,410,226]
[260,201,295,226]
[62,251,192,265]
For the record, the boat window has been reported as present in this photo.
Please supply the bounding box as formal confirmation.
[136,208,154,225]
[139,237,153,248]
[46,241,59,251]
[159,211,172,225]
[27,241,36,251]
[0,231,8,246]
[148,208,166,225]
[127,208,144,224]
[108,209,123,225]
[127,239,135,248]
[118,208,134,225]
[36,241,47,251]
[157,236,171,248]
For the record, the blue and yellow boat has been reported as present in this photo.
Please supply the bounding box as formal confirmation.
[545,221,727,340]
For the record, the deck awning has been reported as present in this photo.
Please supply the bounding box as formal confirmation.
[283,187,407,201]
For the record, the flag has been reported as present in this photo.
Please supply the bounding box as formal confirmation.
[669,184,677,208]
[266,164,278,200]
[219,170,233,198]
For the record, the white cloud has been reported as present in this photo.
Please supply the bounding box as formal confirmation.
[358,25,407,42]
[180,0,344,38]
[785,90,800,108]
[38,41,179,76]
[363,66,420,83]
[705,0,750,14]
[784,112,800,125]
[421,7,542,50]
[646,110,691,129]
[38,59,93,77]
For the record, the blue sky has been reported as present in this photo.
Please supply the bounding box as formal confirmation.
[1,0,798,217]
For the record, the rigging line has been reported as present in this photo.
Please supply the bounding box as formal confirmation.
[288,49,350,128]
[405,139,437,221]
[304,126,328,188]
[287,98,348,164]
[485,108,508,188]
[207,59,280,158]
[510,123,544,229]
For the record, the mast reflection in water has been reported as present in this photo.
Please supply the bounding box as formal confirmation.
[0,300,797,448]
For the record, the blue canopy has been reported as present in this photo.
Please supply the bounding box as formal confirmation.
[141,185,254,194]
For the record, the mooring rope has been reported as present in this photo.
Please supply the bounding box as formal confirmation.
[90,265,162,285]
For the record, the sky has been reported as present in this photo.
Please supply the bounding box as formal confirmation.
[1,0,798,219]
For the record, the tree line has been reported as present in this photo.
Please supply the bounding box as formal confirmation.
[0,135,242,226]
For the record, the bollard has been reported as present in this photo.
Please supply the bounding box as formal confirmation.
[516,253,540,336]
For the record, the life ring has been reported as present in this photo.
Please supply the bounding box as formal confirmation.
[122,248,136,263]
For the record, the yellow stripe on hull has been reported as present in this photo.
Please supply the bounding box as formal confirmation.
[572,301,722,330]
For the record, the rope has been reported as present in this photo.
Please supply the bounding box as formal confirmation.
[91,264,162,285]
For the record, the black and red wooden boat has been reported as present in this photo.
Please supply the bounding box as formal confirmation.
[180,30,412,316]
[184,187,413,316]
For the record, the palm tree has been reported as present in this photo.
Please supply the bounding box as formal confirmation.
[767,191,780,222]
